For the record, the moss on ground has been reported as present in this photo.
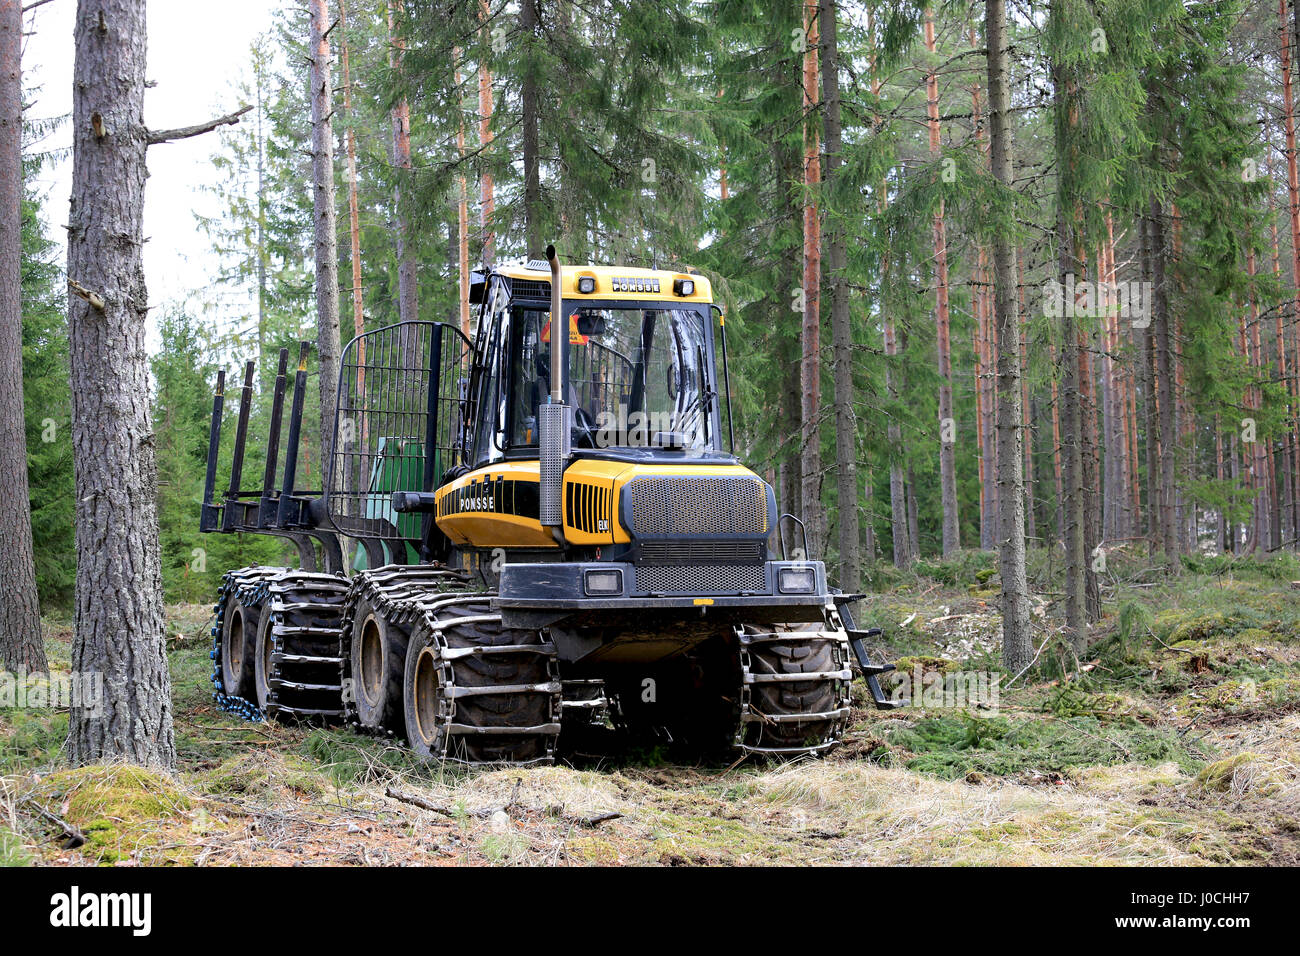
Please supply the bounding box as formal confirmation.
[25,764,192,864]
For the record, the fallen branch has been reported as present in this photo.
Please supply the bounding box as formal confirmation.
[148,105,252,145]
[67,279,105,311]
[384,786,455,817]
[20,797,87,850]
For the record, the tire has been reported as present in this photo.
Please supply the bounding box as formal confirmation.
[403,600,558,764]
[253,606,276,715]
[220,591,259,700]
[349,597,409,733]
[738,622,848,754]
[403,626,444,761]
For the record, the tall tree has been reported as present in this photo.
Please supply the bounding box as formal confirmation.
[309,0,342,467]
[924,8,959,556]
[820,0,858,590]
[799,0,823,560]
[386,0,418,338]
[520,0,542,259]
[66,0,173,767]
[0,0,45,672]
[985,0,1031,671]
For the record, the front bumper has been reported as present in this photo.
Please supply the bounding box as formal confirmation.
[496,559,831,611]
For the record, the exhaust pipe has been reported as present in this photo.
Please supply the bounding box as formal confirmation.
[538,244,571,530]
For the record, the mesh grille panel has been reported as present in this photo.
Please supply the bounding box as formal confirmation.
[635,564,766,594]
[626,476,767,536]
[510,278,551,300]
[327,321,472,541]
[638,540,763,565]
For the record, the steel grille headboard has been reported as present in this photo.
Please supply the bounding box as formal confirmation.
[326,321,473,542]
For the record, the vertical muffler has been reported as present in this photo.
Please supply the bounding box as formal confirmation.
[538,244,571,530]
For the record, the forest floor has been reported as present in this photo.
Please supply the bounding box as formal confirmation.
[3,547,1299,866]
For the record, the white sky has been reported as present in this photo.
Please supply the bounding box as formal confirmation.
[23,0,283,346]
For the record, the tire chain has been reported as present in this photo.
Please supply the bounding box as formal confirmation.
[733,604,853,758]
[338,564,474,732]
[209,565,285,721]
[340,564,562,764]
[252,570,350,721]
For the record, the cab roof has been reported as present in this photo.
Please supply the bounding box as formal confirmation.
[481,260,713,304]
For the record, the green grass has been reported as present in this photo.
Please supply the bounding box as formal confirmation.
[885,712,1202,780]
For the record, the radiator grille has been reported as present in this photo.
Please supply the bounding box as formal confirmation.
[638,540,763,565]
[625,476,768,537]
[566,480,611,535]
[635,563,766,594]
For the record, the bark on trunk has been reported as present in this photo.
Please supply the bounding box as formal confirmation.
[819,0,857,589]
[309,0,342,471]
[66,0,173,767]
[387,0,418,360]
[455,57,471,337]
[799,0,823,560]
[1150,200,1177,557]
[520,0,542,259]
[0,0,44,673]
[925,11,959,555]
[985,0,1031,672]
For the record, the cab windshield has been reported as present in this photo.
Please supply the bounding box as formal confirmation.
[509,306,712,451]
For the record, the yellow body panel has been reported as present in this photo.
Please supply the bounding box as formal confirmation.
[493,262,712,304]
[434,457,763,551]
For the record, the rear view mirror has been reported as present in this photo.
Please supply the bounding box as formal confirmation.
[576,311,607,337]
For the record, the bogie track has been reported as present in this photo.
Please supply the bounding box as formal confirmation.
[339,565,563,765]
[210,567,349,723]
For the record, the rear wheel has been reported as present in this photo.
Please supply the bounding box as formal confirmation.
[220,593,258,700]
[349,597,409,733]
[402,598,560,765]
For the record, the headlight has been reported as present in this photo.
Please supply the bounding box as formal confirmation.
[584,568,623,595]
[673,277,695,296]
[577,276,596,294]
[778,566,816,594]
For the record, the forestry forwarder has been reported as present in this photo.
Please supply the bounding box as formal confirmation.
[200,247,902,764]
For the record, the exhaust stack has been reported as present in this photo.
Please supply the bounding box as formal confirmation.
[538,244,571,530]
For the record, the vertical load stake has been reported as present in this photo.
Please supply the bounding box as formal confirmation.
[259,347,291,526]
[221,361,256,532]
[277,342,312,528]
[199,369,226,532]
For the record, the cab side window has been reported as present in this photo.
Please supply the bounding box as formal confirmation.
[471,283,509,464]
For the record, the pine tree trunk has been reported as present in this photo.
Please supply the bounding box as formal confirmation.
[455,58,471,337]
[1017,250,1035,545]
[885,312,911,568]
[341,1,362,341]
[386,0,418,359]
[819,0,857,589]
[925,11,959,555]
[309,0,342,470]
[1059,214,1088,651]
[0,0,44,673]
[1053,47,1087,650]
[1150,200,1177,557]
[799,0,823,560]
[520,0,542,259]
[1278,0,1300,549]
[907,462,921,558]
[66,0,173,767]
[986,0,1031,672]
[477,1,495,265]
